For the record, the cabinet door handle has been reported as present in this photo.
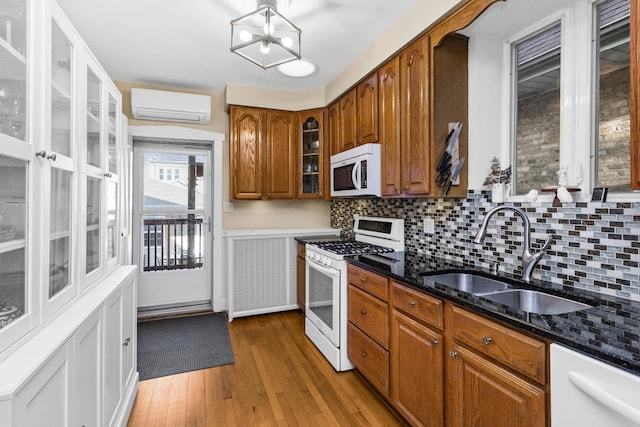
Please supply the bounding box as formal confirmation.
[359,277,366,282]
[431,339,438,346]
[360,352,367,358]
[482,336,492,345]
[268,192,272,198]
[123,337,131,347]
[46,153,57,161]
[407,301,415,307]
[360,309,367,315]
[449,351,457,358]
[35,150,47,159]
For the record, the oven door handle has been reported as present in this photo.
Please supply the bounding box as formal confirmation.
[307,258,341,278]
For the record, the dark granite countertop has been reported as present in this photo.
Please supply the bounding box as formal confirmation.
[346,251,640,376]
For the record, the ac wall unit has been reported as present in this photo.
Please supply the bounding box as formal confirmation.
[131,88,211,124]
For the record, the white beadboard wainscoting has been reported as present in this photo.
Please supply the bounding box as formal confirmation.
[223,228,340,321]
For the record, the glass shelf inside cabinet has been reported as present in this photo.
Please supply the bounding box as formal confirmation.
[0,153,27,330]
[301,117,320,194]
[0,0,27,143]
[107,93,117,174]
[51,20,72,157]
[86,68,101,168]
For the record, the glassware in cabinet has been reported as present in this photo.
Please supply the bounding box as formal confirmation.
[0,0,27,142]
[299,114,323,197]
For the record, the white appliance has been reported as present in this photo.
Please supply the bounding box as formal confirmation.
[305,216,404,371]
[330,143,382,197]
[551,344,640,426]
[131,88,211,124]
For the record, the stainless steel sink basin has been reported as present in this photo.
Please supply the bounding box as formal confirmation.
[422,272,513,295]
[479,289,593,315]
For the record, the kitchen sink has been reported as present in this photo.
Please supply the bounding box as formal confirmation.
[479,289,593,315]
[421,272,513,295]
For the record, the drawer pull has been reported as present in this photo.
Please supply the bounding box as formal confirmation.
[360,309,367,315]
[431,339,439,346]
[359,277,366,282]
[407,301,416,307]
[360,352,367,358]
[482,336,492,345]
[449,351,458,358]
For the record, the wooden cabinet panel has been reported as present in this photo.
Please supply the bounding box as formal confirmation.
[400,35,431,196]
[357,73,379,144]
[230,106,264,199]
[347,264,389,301]
[265,111,295,199]
[631,0,640,190]
[392,282,443,330]
[327,101,341,157]
[391,310,443,427]
[348,322,389,397]
[378,56,402,196]
[449,304,546,383]
[446,343,546,427]
[296,243,305,311]
[338,88,357,152]
[348,284,389,348]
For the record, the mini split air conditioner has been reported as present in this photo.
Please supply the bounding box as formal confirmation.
[131,88,211,124]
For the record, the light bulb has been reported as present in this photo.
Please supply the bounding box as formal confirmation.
[281,37,293,48]
[260,41,270,54]
[239,30,252,42]
[263,22,275,35]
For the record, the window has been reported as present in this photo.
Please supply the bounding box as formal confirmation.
[159,168,164,180]
[513,24,562,194]
[506,0,632,196]
[174,168,180,180]
[593,0,630,192]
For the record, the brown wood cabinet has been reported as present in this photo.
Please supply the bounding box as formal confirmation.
[628,0,639,190]
[296,243,305,311]
[297,110,326,199]
[378,56,402,197]
[391,282,444,427]
[346,264,390,397]
[400,34,431,197]
[229,106,295,200]
[229,106,264,200]
[357,73,379,145]
[327,101,341,157]
[338,88,357,153]
[445,302,547,427]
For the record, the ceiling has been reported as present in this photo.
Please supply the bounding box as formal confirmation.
[57,0,416,93]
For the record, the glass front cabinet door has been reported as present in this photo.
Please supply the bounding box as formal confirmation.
[0,0,30,351]
[297,110,325,199]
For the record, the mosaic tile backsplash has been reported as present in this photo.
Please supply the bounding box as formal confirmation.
[330,191,640,301]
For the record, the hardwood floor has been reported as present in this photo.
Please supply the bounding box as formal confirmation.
[127,310,404,427]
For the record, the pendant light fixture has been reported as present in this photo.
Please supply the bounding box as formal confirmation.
[230,0,301,69]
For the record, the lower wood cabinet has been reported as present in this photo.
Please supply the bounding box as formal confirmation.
[347,265,549,427]
[296,242,305,311]
[391,309,444,427]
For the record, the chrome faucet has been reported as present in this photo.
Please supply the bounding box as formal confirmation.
[473,205,551,283]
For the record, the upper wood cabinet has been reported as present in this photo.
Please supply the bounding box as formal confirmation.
[338,88,357,152]
[229,106,295,200]
[378,56,402,197]
[327,100,341,157]
[265,110,295,199]
[297,109,325,199]
[357,73,379,145]
[628,0,639,189]
[229,106,264,200]
[400,34,431,197]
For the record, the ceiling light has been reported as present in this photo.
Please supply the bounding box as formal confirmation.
[230,0,301,69]
[277,59,316,77]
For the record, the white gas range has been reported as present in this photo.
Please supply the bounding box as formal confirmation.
[305,215,404,371]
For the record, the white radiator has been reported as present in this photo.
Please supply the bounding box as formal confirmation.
[223,228,339,321]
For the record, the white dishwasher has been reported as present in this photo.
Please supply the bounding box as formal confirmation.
[551,344,640,426]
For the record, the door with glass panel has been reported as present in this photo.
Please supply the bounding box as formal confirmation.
[133,143,212,312]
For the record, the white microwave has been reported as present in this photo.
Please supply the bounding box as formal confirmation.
[330,143,381,197]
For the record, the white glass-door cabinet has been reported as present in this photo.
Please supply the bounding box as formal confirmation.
[0,2,136,426]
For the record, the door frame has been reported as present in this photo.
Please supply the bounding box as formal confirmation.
[128,126,224,313]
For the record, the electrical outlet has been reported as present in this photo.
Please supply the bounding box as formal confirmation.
[423,218,435,234]
[223,201,234,213]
